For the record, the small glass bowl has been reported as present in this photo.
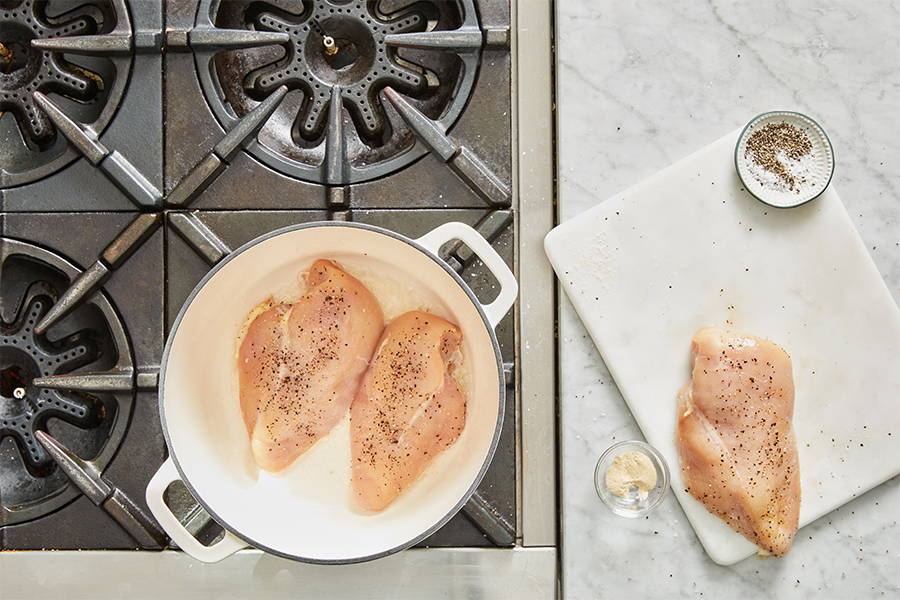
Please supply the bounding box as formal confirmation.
[594,440,670,518]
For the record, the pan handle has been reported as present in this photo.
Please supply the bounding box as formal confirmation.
[145,458,247,563]
[416,222,518,329]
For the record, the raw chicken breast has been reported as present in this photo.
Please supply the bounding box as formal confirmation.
[351,310,466,512]
[676,326,800,556]
[238,259,383,472]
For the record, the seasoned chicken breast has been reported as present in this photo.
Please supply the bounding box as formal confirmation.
[676,326,800,556]
[351,311,466,512]
[238,259,383,472]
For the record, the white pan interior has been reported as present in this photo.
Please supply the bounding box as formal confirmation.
[162,225,502,562]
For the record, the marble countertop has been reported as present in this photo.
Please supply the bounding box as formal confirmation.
[556,1,899,598]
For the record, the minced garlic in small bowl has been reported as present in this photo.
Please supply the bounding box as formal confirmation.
[594,440,669,518]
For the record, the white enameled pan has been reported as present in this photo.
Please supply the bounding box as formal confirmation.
[145,222,517,564]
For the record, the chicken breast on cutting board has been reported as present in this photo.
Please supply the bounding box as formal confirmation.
[351,310,467,512]
[676,326,800,556]
[238,259,384,472]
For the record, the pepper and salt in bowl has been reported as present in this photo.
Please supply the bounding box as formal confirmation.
[735,111,835,208]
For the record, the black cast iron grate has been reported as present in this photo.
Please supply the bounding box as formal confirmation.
[0,237,134,525]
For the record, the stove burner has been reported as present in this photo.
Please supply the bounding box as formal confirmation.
[0,0,100,149]
[0,0,132,188]
[1,285,99,475]
[196,0,481,184]
[0,238,133,526]
[247,3,426,142]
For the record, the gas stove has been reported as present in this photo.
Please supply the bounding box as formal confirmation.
[1,0,555,596]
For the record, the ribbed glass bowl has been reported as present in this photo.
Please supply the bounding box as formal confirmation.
[735,111,834,208]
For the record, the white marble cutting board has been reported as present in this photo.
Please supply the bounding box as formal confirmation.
[545,129,900,565]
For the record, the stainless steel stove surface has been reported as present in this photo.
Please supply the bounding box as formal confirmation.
[1,0,555,596]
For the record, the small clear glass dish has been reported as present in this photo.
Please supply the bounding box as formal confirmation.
[594,440,670,518]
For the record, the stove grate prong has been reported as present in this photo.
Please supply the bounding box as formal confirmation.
[31,92,162,209]
[382,87,511,207]
[169,212,233,265]
[214,86,288,159]
[33,214,162,335]
[165,155,225,209]
[31,91,106,163]
[461,491,516,547]
[382,87,456,160]
[34,431,167,550]
[33,431,111,505]
[326,186,350,210]
[33,261,108,336]
[168,86,288,207]
[484,27,511,49]
[32,369,134,394]
[443,210,513,273]
[31,34,132,55]
[187,28,290,51]
[324,86,350,185]
[384,27,483,53]
[136,368,159,391]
